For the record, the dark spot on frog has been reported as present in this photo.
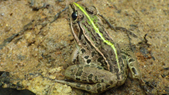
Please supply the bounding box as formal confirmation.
[129,58,135,63]
[86,85,91,90]
[106,85,111,88]
[114,68,119,73]
[70,68,74,72]
[97,57,105,65]
[83,41,86,45]
[76,67,83,76]
[76,83,81,87]
[88,74,93,82]
[91,51,95,57]
[97,57,103,63]
[97,83,102,92]
[73,59,76,63]
[81,49,86,53]
[95,76,98,81]
[121,55,127,60]
[76,77,81,81]
[109,80,113,85]
[87,59,91,63]
[84,56,89,59]
[101,79,104,82]
[97,66,103,69]
[116,73,120,80]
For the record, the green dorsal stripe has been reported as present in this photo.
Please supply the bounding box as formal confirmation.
[73,2,120,71]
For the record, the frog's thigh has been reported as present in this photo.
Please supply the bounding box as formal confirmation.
[64,64,119,93]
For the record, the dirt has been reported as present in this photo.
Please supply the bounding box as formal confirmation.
[0,0,169,95]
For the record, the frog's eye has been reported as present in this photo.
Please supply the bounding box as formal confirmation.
[72,11,78,20]
[86,6,97,15]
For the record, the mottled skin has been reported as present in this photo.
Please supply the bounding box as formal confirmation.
[54,2,141,93]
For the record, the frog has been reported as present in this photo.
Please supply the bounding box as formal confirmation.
[54,2,141,93]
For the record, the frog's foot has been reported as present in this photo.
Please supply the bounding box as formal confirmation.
[54,79,110,93]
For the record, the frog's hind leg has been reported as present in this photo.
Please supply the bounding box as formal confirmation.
[54,79,109,93]
[54,64,127,93]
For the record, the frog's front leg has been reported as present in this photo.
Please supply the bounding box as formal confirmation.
[69,45,80,65]
[54,64,127,93]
